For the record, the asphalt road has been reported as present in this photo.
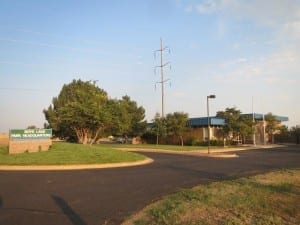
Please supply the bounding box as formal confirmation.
[0,145,299,225]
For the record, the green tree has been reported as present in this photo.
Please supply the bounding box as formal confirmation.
[119,95,147,138]
[290,126,300,144]
[152,113,166,145]
[239,116,254,144]
[265,113,279,144]
[103,99,126,137]
[44,79,109,144]
[105,95,146,141]
[216,107,242,141]
[166,112,189,146]
[274,125,291,143]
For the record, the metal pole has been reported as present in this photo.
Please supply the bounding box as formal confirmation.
[154,38,171,118]
[160,38,164,118]
[207,96,210,154]
[252,96,256,146]
[263,114,266,145]
[207,95,216,154]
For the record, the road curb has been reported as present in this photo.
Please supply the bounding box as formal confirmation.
[120,148,239,158]
[0,157,154,171]
[0,145,283,171]
[118,145,285,158]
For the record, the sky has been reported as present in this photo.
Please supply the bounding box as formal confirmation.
[0,0,299,133]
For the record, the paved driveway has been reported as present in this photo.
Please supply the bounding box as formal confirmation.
[0,146,299,225]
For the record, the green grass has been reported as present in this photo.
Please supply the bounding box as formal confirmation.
[0,142,146,165]
[123,169,300,225]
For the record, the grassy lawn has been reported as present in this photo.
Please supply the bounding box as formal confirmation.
[0,142,146,165]
[123,169,300,225]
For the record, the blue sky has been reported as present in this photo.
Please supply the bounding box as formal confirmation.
[0,0,299,132]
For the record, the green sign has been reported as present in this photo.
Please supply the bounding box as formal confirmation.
[10,129,52,140]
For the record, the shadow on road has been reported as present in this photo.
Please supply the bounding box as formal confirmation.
[51,195,87,225]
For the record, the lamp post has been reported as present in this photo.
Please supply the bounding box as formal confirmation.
[207,95,216,154]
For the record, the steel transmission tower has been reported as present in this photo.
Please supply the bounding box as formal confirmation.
[154,38,171,118]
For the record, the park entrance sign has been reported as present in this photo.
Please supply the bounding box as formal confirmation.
[9,129,52,154]
[10,129,52,140]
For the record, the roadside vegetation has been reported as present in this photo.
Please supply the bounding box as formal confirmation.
[44,79,147,145]
[42,79,297,147]
[123,169,300,225]
[0,142,145,165]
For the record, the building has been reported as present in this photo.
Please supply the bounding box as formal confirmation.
[187,117,225,142]
[145,113,288,145]
[187,114,288,144]
[241,113,288,144]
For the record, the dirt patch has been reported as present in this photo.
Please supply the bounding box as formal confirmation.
[0,133,9,146]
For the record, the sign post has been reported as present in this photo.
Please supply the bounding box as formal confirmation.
[10,129,52,140]
[9,129,52,154]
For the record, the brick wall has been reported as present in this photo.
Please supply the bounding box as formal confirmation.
[9,140,52,154]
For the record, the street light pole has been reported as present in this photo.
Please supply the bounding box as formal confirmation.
[207,95,216,154]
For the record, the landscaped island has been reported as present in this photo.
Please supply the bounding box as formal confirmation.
[0,142,146,165]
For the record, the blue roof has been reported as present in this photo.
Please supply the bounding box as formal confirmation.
[274,115,289,122]
[188,117,226,127]
[241,113,288,122]
[147,113,288,128]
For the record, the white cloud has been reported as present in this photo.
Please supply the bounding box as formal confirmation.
[232,42,240,50]
[220,57,248,69]
[283,20,300,40]
[196,0,218,14]
[216,47,300,84]
[188,0,300,27]
[230,0,300,27]
[184,5,193,12]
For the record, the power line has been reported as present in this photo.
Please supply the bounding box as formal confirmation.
[154,38,171,118]
[0,87,55,92]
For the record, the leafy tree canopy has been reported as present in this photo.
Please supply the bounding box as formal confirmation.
[166,112,189,146]
[44,79,109,144]
[150,112,189,145]
[105,95,147,138]
[216,107,242,139]
[44,79,146,144]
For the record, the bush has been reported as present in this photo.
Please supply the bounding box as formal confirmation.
[141,132,157,144]
[195,139,238,146]
[190,137,200,146]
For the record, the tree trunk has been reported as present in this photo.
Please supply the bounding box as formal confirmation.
[82,130,88,144]
[180,136,184,146]
[73,127,97,145]
[73,127,85,144]
[242,135,246,144]
[90,127,103,145]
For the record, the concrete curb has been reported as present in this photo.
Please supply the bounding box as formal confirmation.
[118,144,284,158]
[119,148,239,158]
[0,157,154,171]
[0,145,283,171]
